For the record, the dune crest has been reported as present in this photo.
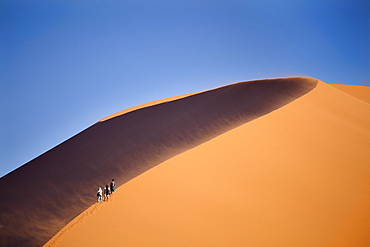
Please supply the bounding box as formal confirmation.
[99,92,199,122]
[0,77,317,247]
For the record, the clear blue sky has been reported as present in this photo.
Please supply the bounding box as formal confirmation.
[1,0,369,177]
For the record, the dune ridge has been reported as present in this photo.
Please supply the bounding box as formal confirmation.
[51,81,370,247]
[0,77,317,247]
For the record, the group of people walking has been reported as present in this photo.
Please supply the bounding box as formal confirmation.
[97,179,116,203]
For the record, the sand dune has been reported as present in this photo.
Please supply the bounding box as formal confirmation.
[48,80,370,247]
[0,78,317,247]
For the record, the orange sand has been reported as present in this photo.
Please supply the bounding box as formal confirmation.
[332,84,370,104]
[47,81,370,247]
[99,92,199,122]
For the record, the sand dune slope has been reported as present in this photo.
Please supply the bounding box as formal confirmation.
[50,81,370,247]
[332,84,370,104]
[0,78,317,247]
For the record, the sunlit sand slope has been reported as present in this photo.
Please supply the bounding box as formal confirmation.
[51,81,370,247]
[0,78,317,247]
[332,84,370,104]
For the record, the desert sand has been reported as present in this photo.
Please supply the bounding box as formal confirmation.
[331,84,370,104]
[1,77,369,247]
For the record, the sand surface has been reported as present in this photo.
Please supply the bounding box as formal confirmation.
[1,78,318,246]
[45,80,370,247]
[99,92,199,122]
[331,84,370,104]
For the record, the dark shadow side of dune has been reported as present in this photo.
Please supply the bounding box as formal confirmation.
[0,77,317,247]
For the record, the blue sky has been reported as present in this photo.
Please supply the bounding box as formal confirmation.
[1,0,369,177]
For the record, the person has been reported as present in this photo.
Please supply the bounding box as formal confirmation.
[110,179,116,194]
[97,187,102,203]
[104,184,110,202]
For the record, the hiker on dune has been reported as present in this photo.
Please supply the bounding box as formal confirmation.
[110,179,116,194]
[104,184,110,202]
[97,187,102,203]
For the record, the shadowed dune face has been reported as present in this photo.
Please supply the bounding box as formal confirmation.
[0,77,317,247]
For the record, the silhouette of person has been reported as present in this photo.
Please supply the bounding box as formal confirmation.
[104,184,110,202]
[110,179,116,194]
[97,187,102,203]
